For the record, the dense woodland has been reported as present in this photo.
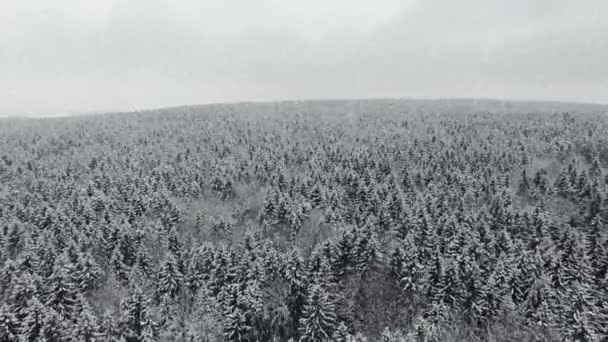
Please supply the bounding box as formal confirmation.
[1,100,608,341]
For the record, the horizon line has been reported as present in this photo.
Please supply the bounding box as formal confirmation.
[2,96,608,119]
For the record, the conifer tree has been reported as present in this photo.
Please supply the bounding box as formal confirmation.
[589,157,603,180]
[44,253,79,321]
[333,228,356,277]
[119,289,156,342]
[110,247,130,286]
[156,254,184,301]
[20,296,63,342]
[38,306,65,341]
[99,310,121,342]
[425,248,446,305]
[7,271,40,321]
[554,170,571,198]
[71,294,100,342]
[517,169,530,197]
[524,273,558,330]
[587,215,607,282]
[389,246,405,283]
[298,284,338,342]
[400,238,426,298]
[442,259,464,309]
[76,251,102,292]
[354,228,381,276]
[0,304,18,342]
[223,308,251,342]
[332,321,350,342]
[559,282,600,342]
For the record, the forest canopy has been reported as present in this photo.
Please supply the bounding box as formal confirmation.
[1,99,608,341]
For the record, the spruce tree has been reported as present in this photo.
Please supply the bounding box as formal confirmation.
[71,294,100,342]
[516,169,530,197]
[156,253,183,301]
[75,251,102,292]
[559,282,600,342]
[44,253,79,321]
[99,310,121,342]
[0,304,18,342]
[119,289,156,342]
[298,284,338,342]
[110,247,130,286]
[284,250,307,331]
[20,296,62,342]
[223,308,251,342]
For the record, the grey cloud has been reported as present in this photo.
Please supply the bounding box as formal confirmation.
[1,0,607,116]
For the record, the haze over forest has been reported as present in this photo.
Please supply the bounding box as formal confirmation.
[1,0,608,116]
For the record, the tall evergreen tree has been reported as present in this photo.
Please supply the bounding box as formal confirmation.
[156,254,183,301]
[0,304,18,342]
[119,289,156,342]
[44,253,79,321]
[298,284,338,342]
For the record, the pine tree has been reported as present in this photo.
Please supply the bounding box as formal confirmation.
[389,246,405,283]
[554,170,571,198]
[298,284,338,342]
[307,249,335,287]
[587,215,607,282]
[99,310,121,342]
[425,249,446,305]
[400,238,426,297]
[134,246,152,278]
[559,282,600,342]
[380,327,406,342]
[71,294,100,342]
[0,304,18,342]
[156,254,183,301]
[262,193,276,224]
[462,259,489,326]
[15,250,39,274]
[75,251,102,292]
[20,296,64,342]
[442,259,464,309]
[309,184,324,208]
[333,228,356,277]
[532,168,549,196]
[332,321,349,342]
[589,157,603,180]
[7,271,40,321]
[38,306,65,341]
[119,289,156,342]
[0,260,17,297]
[223,308,251,342]
[353,228,381,276]
[44,253,79,321]
[110,247,130,286]
[419,301,448,342]
[483,257,511,322]
[284,250,307,331]
[576,170,591,202]
[509,249,540,305]
[517,169,530,197]
[556,229,591,290]
[524,273,558,330]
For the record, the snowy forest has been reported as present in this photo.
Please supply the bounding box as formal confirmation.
[1,99,608,341]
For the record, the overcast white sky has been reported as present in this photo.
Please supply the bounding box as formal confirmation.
[1,0,607,116]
